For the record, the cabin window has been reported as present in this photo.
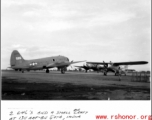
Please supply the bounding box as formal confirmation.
[53,59,55,61]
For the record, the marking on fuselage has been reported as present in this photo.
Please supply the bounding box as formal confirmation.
[16,57,21,60]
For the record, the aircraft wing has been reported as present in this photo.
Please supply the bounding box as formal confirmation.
[46,61,86,68]
[70,61,86,65]
[87,62,107,65]
[87,61,148,66]
[112,61,148,66]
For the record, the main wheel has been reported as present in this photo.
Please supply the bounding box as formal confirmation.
[104,72,107,76]
[46,69,49,73]
[61,69,65,74]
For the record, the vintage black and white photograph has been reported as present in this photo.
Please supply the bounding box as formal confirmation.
[1,0,151,100]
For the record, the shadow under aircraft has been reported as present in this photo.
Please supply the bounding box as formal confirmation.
[9,50,85,73]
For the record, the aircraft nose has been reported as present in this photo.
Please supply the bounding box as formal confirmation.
[67,57,69,61]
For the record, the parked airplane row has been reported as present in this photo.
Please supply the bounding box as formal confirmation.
[75,61,147,76]
[8,50,148,76]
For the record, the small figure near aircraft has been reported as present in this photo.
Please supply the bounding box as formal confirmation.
[76,61,148,76]
[9,50,85,74]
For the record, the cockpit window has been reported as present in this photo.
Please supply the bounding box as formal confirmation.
[67,58,69,61]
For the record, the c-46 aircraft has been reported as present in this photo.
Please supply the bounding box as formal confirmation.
[86,61,148,76]
[9,50,85,73]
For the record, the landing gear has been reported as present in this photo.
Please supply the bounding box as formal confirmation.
[61,67,67,74]
[104,72,107,76]
[85,70,88,73]
[46,69,49,73]
[61,69,65,74]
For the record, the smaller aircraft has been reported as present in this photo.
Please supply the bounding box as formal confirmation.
[86,61,148,76]
[8,50,85,74]
[75,63,104,73]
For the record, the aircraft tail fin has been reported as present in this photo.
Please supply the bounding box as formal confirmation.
[10,50,25,66]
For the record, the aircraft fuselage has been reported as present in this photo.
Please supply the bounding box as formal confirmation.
[11,56,69,71]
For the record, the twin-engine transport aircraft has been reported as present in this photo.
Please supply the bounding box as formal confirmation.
[9,50,85,74]
[86,61,148,76]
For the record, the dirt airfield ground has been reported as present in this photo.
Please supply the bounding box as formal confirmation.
[1,70,151,100]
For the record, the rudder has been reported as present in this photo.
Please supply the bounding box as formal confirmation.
[10,50,25,66]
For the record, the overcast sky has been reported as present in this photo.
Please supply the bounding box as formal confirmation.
[1,0,151,71]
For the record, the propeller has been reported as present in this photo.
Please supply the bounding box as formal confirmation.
[103,61,108,68]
